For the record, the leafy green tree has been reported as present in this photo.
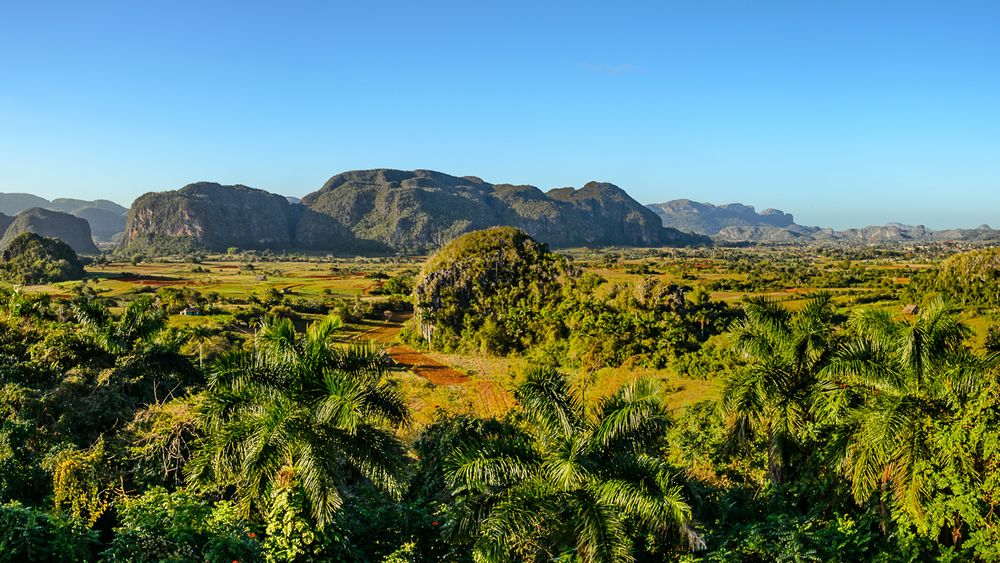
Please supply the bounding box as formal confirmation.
[823,299,990,525]
[188,316,410,529]
[102,487,262,562]
[72,296,168,358]
[0,419,48,504]
[687,285,733,340]
[74,296,194,381]
[444,367,695,562]
[120,395,202,489]
[372,274,414,296]
[722,294,836,485]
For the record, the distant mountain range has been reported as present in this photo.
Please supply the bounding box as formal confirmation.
[647,200,1000,244]
[0,194,128,242]
[122,169,708,255]
[4,177,998,257]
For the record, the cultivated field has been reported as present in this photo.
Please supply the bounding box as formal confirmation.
[17,245,997,430]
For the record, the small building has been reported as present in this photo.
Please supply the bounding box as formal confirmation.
[902,304,920,316]
[180,306,203,316]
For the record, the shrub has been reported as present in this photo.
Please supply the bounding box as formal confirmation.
[102,487,262,563]
[0,502,96,562]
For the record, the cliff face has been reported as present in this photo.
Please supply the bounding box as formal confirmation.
[123,182,300,252]
[544,182,684,246]
[0,208,99,254]
[299,170,504,253]
[121,170,708,255]
[647,199,796,235]
[300,170,707,252]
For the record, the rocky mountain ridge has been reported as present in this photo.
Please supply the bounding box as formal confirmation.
[0,208,99,254]
[123,169,709,254]
[647,199,1000,244]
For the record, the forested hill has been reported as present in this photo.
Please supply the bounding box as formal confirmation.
[0,207,99,254]
[648,198,1000,244]
[122,169,709,255]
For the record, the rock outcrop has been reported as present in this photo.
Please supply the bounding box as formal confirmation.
[0,208,99,254]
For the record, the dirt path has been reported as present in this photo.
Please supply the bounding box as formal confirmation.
[359,313,471,386]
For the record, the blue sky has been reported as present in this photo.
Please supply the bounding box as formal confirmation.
[1,1,997,229]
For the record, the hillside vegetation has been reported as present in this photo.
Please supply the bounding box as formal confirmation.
[413,227,568,353]
[934,246,1000,306]
[0,232,84,284]
[0,207,99,254]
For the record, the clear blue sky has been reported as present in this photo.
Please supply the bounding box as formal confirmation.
[1,1,998,229]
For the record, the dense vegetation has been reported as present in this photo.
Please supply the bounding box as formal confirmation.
[0,235,998,561]
[0,232,85,284]
[935,247,1000,307]
[412,227,569,354]
[411,228,733,368]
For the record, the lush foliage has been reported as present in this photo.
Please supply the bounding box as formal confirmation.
[935,247,1000,306]
[414,226,568,354]
[708,297,1000,560]
[0,239,998,561]
[102,487,261,562]
[188,316,410,528]
[0,232,85,285]
[0,502,96,561]
[412,228,734,367]
[444,367,696,561]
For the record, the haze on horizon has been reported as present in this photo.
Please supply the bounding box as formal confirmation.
[1,0,997,231]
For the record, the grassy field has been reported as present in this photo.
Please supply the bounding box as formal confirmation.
[14,246,997,431]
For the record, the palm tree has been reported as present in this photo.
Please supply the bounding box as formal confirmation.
[72,296,196,399]
[73,296,168,357]
[821,298,989,520]
[444,366,695,562]
[722,293,836,485]
[183,323,220,368]
[187,315,410,528]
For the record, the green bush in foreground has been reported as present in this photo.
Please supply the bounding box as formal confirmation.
[0,502,96,562]
[102,487,261,563]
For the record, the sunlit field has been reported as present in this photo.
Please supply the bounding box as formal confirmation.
[17,244,996,435]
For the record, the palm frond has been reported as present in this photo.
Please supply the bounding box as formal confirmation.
[592,377,668,449]
[446,440,538,492]
[515,366,583,439]
[573,486,631,563]
[295,440,345,527]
